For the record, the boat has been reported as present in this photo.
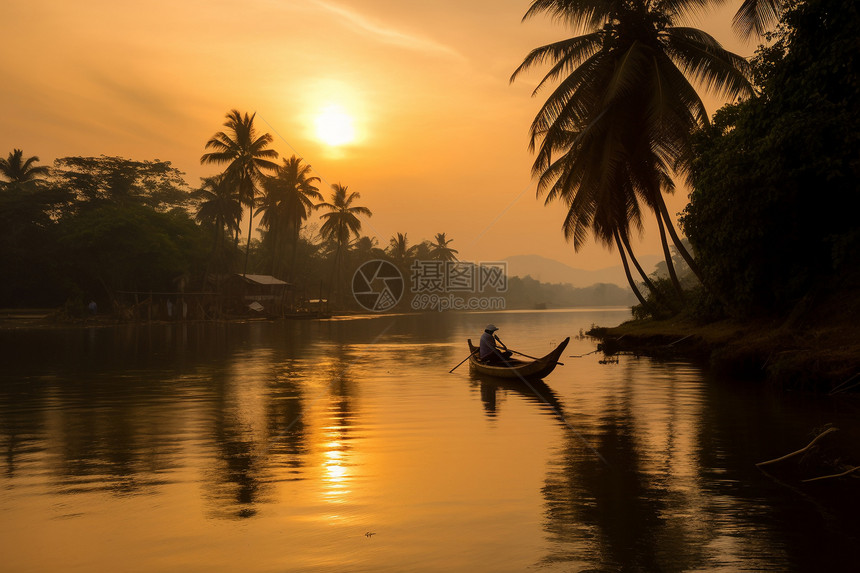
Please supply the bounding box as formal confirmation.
[473,374,566,418]
[466,337,569,380]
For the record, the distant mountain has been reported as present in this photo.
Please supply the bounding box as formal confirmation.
[504,276,638,309]
[503,253,662,288]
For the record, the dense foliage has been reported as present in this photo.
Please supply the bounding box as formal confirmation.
[681,0,860,315]
[0,156,209,309]
[1,148,619,314]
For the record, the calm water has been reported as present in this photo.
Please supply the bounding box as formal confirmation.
[1,309,859,572]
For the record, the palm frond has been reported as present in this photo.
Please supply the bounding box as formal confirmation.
[733,0,783,38]
[657,0,727,19]
[603,41,651,105]
[349,206,373,217]
[522,0,617,31]
[662,27,753,100]
[511,32,602,85]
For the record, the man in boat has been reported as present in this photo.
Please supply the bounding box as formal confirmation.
[479,324,513,364]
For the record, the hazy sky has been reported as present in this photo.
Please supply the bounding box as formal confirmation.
[1,0,754,270]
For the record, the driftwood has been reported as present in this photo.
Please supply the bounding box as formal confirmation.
[828,373,860,396]
[756,426,839,467]
[668,334,693,346]
[801,466,860,483]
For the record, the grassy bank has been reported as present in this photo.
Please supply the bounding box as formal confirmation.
[588,285,860,392]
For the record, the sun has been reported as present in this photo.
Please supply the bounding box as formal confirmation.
[314,104,356,147]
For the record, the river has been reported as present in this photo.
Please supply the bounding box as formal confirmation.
[1,309,858,572]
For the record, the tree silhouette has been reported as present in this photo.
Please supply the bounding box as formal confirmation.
[734,0,784,38]
[201,110,279,276]
[429,232,458,262]
[257,155,321,280]
[316,184,372,305]
[387,232,419,263]
[0,149,49,189]
[195,174,243,276]
[512,0,752,304]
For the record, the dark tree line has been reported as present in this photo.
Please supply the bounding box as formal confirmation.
[0,154,209,310]
[0,142,467,314]
[516,0,857,319]
[682,0,860,316]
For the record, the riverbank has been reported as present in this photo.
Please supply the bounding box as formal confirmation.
[0,308,335,330]
[588,294,860,392]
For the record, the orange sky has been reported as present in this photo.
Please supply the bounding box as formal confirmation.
[0,1,755,271]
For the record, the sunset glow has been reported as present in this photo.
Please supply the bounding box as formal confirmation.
[314,104,356,147]
[0,0,748,269]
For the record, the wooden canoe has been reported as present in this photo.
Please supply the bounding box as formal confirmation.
[467,337,569,380]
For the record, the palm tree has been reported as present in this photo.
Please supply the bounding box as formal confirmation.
[316,184,372,305]
[195,174,243,275]
[387,232,419,263]
[351,235,386,262]
[428,232,459,262]
[200,110,279,276]
[0,149,50,189]
[511,0,752,298]
[256,155,322,280]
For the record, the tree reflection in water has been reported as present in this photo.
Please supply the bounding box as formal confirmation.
[203,326,311,520]
[537,361,714,569]
[3,314,860,571]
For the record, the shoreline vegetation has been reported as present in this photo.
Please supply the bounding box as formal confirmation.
[588,275,860,392]
[516,0,859,393]
[0,299,631,330]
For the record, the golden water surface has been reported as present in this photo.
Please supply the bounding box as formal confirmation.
[1,310,858,572]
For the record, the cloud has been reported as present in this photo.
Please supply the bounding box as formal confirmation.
[309,0,464,60]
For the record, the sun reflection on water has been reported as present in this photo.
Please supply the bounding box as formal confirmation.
[321,441,351,504]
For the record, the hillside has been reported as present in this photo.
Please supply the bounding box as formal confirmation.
[504,253,662,288]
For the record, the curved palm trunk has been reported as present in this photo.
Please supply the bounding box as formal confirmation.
[614,229,653,312]
[619,230,677,312]
[203,222,221,290]
[654,194,703,283]
[657,195,738,313]
[271,226,287,280]
[289,224,301,284]
[243,206,253,277]
[269,227,278,278]
[655,211,685,298]
[653,194,743,311]
[329,241,343,309]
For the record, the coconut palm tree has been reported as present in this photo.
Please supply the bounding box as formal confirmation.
[351,235,386,263]
[429,232,459,262]
[195,174,243,275]
[256,155,322,279]
[0,149,50,189]
[512,0,752,296]
[317,184,372,252]
[316,184,372,305]
[387,232,419,263]
[200,110,279,276]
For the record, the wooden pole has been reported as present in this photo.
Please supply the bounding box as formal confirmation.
[450,349,478,373]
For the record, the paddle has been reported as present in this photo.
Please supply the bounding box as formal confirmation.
[449,348,478,373]
[494,335,564,365]
[507,347,565,367]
